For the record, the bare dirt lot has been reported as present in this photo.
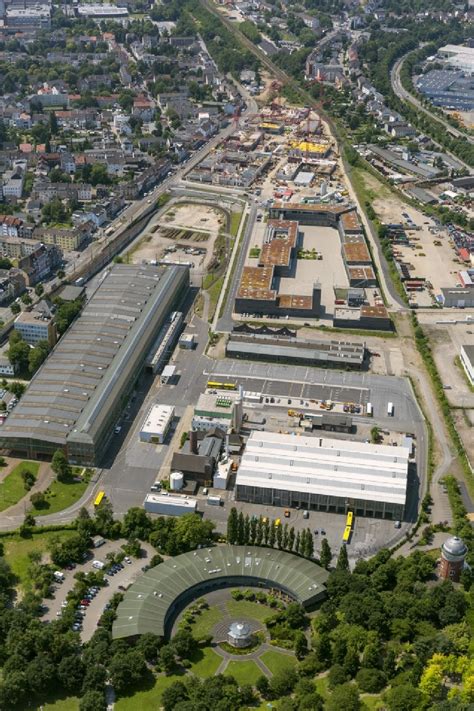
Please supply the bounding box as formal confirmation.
[362,174,461,298]
[128,202,226,274]
[418,315,474,408]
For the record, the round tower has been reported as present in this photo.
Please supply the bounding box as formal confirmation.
[439,536,467,582]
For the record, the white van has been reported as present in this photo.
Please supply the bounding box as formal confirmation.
[54,571,65,582]
[92,560,105,570]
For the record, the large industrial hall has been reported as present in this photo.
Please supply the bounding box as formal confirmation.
[0,264,189,466]
[236,431,409,520]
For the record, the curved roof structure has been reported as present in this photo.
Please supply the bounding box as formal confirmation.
[112,545,329,640]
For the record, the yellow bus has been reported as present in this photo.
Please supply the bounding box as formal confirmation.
[342,525,352,543]
[94,491,105,507]
[346,510,353,528]
[207,380,237,391]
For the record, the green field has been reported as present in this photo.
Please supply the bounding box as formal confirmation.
[3,530,76,589]
[226,599,272,623]
[186,605,224,637]
[260,649,296,675]
[0,461,39,511]
[115,674,184,711]
[34,469,90,516]
[314,674,329,698]
[225,659,262,686]
[189,647,222,677]
[229,210,243,238]
[207,276,224,321]
[361,694,384,710]
[44,696,79,711]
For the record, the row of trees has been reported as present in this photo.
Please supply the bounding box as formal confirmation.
[226,507,316,559]
[226,507,348,572]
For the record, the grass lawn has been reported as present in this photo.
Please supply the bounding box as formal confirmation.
[43,696,79,711]
[34,468,90,516]
[115,674,184,711]
[361,694,384,710]
[0,460,39,511]
[207,276,224,321]
[225,660,262,686]
[3,530,76,589]
[229,210,243,237]
[260,649,296,675]
[314,674,329,698]
[187,605,224,637]
[226,599,273,623]
[189,646,222,677]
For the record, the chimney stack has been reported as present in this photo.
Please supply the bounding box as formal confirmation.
[189,429,198,454]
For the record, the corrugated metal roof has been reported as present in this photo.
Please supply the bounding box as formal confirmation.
[112,545,329,639]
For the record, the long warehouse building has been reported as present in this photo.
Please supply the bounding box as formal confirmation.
[236,431,409,520]
[0,264,189,465]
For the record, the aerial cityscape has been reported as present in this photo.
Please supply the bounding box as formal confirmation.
[0,0,473,709]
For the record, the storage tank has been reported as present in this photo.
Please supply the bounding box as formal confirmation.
[170,471,184,491]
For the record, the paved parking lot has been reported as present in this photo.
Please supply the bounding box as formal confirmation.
[199,492,408,564]
[43,539,156,641]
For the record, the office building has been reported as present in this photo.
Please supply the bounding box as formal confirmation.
[0,264,189,465]
[14,304,57,347]
[236,431,409,520]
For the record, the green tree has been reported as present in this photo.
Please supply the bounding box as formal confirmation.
[328,663,348,688]
[10,302,20,315]
[227,507,238,544]
[295,530,301,554]
[383,684,422,711]
[79,690,107,711]
[34,283,44,297]
[122,507,152,540]
[51,449,71,482]
[269,522,276,548]
[327,682,361,711]
[109,650,146,694]
[28,340,50,374]
[30,491,47,509]
[289,526,295,551]
[336,544,350,571]
[320,538,332,569]
[276,521,283,549]
[159,645,176,672]
[237,511,245,544]
[355,668,386,693]
[244,513,250,545]
[250,515,257,545]
[255,516,263,546]
[295,630,308,659]
[7,331,30,372]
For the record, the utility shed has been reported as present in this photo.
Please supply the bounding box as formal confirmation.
[143,493,197,516]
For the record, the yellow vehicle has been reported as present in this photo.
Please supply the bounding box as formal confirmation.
[262,517,268,524]
[342,525,352,543]
[275,518,281,527]
[346,510,354,528]
[94,491,105,507]
[206,380,237,391]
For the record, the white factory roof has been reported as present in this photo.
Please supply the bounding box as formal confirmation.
[140,404,174,435]
[439,44,474,59]
[77,4,128,15]
[144,493,197,510]
[237,431,409,505]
